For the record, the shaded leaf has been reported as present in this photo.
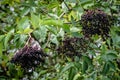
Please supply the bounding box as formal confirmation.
[60,62,74,75]
[68,67,76,80]
[102,62,110,75]
[0,42,3,56]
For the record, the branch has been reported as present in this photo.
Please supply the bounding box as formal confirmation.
[64,20,80,24]
[39,8,53,18]
[63,1,72,11]
[24,34,32,47]
[44,32,51,49]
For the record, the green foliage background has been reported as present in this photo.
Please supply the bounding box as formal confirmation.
[0,0,120,80]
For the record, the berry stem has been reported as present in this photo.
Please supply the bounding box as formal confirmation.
[24,34,32,48]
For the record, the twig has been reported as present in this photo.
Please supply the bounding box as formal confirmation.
[24,34,32,47]
[63,1,71,11]
[64,20,80,24]
[59,12,65,19]
[44,32,51,49]
[77,0,85,11]
[39,8,53,18]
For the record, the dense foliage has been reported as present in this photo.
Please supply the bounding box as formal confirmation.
[0,0,120,80]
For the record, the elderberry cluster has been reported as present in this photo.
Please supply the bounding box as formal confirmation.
[57,37,89,57]
[81,9,112,38]
[11,45,47,70]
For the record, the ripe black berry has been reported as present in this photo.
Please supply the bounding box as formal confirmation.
[11,45,47,70]
[57,37,90,57]
[81,9,112,39]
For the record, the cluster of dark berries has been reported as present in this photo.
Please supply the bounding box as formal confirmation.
[81,9,112,39]
[11,45,47,70]
[57,37,89,57]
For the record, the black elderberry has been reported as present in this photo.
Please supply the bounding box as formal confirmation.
[57,37,90,57]
[11,45,47,71]
[81,9,112,39]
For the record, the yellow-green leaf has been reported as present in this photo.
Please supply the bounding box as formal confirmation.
[41,20,63,27]
[31,13,40,29]
[0,42,3,56]
[23,27,33,34]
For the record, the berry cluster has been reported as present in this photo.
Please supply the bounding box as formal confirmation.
[81,9,111,38]
[11,45,47,70]
[57,37,89,57]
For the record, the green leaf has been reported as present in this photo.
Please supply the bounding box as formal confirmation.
[0,42,3,56]
[50,34,59,45]
[58,28,64,38]
[101,53,117,62]
[68,68,76,80]
[62,24,70,32]
[20,7,30,17]
[102,63,110,75]
[82,60,88,73]
[46,26,57,35]
[101,76,111,80]
[41,19,63,27]
[82,56,92,73]
[60,62,74,75]
[33,26,47,42]
[18,34,28,47]
[71,32,82,38]
[80,0,94,9]
[17,17,30,31]
[73,73,81,80]
[0,35,5,41]
[107,53,117,60]
[23,27,33,34]
[100,44,108,54]
[65,0,77,3]
[70,27,80,32]
[83,56,92,65]
[31,13,40,29]
[4,31,13,50]
[39,70,48,76]
[108,61,116,70]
